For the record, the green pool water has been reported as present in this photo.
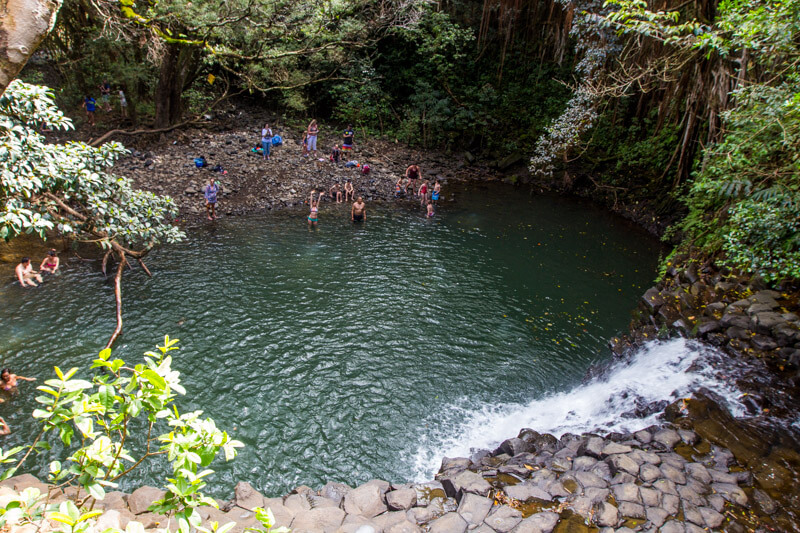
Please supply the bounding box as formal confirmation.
[0,182,662,496]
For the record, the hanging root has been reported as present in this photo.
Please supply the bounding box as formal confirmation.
[104,254,127,350]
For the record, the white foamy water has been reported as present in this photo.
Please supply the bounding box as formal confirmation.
[410,338,745,480]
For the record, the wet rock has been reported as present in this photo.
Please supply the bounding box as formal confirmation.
[285,494,312,513]
[593,502,619,527]
[545,480,572,498]
[609,472,636,485]
[751,334,778,351]
[456,493,492,528]
[550,456,572,473]
[601,442,631,456]
[677,485,706,507]
[633,430,652,444]
[386,488,417,511]
[654,479,678,497]
[699,507,724,528]
[752,488,777,514]
[659,520,685,533]
[706,494,725,513]
[583,487,610,504]
[441,470,491,501]
[639,487,661,507]
[720,314,752,330]
[484,505,523,533]
[386,520,420,533]
[711,483,748,506]
[678,429,698,445]
[684,463,711,485]
[373,511,409,532]
[708,469,737,484]
[263,498,294,528]
[682,503,705,526]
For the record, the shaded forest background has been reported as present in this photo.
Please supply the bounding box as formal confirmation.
[12,0,800,282]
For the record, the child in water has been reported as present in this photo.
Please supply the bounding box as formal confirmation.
[426,201,434,217]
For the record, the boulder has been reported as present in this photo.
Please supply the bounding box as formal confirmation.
[263,499,294,528]
[234,481,265,510]
[645,506,669,528]
[516,512,558,533]
[577,437,605,458]
[320,482,352,506]
[386,488,417,511]
[574,471,607,489]
[290,507,346,533]
[441,470,491,501]
[639,463,661,483]
[456,493,492,527]
[617,501,646,519]
[427,512,467,533]
[128,486,166,515]
[504,483,551,502]
[342,484,387,518]
[605,454,639,476]
[593,502,619,527]
[711,483,748,506]
[484,505,523,533]
[699,506,725,528]
[612,483,641,504]
[652,429,681,449]
[495,438,532,457]
[660,463,687,485]
[439,457,471,477]
[285,494,311,513]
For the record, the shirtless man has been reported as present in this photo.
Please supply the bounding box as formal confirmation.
[330,183,343,203]
[16,258,42,287]
[344,179,355,202]
[352,197,366,222]
[405,164,421,195]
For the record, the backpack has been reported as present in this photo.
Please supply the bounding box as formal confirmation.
[361,164,370,174]
[271,135,283,145]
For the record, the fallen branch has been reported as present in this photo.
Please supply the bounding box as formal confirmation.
[105,254,127,350]
[137,258,152,277]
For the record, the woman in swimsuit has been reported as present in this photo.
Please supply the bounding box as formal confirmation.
[307,120,319,157]
[308,190,324,226]
[40,249,59,273]
[0,368,35,392]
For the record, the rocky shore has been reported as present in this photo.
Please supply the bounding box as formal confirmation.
[2,404,788,533]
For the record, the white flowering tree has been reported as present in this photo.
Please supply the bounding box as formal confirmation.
[0,80,185,347]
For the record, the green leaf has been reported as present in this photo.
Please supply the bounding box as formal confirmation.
[141,369,166,391]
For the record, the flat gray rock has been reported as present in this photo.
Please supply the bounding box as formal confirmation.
[572,456,598,471]
[652,429,681,449]
[708,469,738,484]
[634,430,652,444]
[575,471,607,489]
[515,512,558,533]
[385,519,421,533]
[617,501,646,519]
[427,511,467,533]
[661,494,680,516]
[660,463,687,485]
[263,499,294,528]
[653,479,678,496]
[659,520,685,533]
[606,454,639,476]
[677,486,706,507]
[699,506,725,528]
[612,483,641,504]
[639,487,661,507]
[504,483,552,502]
[484,505,523,533]
[639,463,661,483]
[593,502,619,527]
[578,436,605,458]
[645,506,669,528]
[320,482,352,506]
[584,487,610,504]
[457,493,492,527]
[682,503,704,526]
[684,463,712,485]
[285,494,312,513]
[601,442,632,456]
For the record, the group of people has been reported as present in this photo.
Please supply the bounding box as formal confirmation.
[82,79,127,126]
[397,164,441,217]
[15,250,60,288]
[307,191,367,225]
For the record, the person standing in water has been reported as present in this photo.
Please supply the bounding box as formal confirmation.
[432,180,441,206]
[352,196,366,222]
[204,177,219,220]
[308,190,324,226]
[40,249,60,273]
[16,258,42,287]
[426,201,434,217]
[418,180,429,206]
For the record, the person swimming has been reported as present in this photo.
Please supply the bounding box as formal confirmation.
[0,368,35,392]
[426,201,435,217]
[40,249,60,273]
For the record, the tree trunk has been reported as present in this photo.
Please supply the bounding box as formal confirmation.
[0,0,62,95]
[154,43,198,128]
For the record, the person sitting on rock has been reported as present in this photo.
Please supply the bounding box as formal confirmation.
[16,258,42,288]
[344,179,355,202]
[330,183,343,203]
